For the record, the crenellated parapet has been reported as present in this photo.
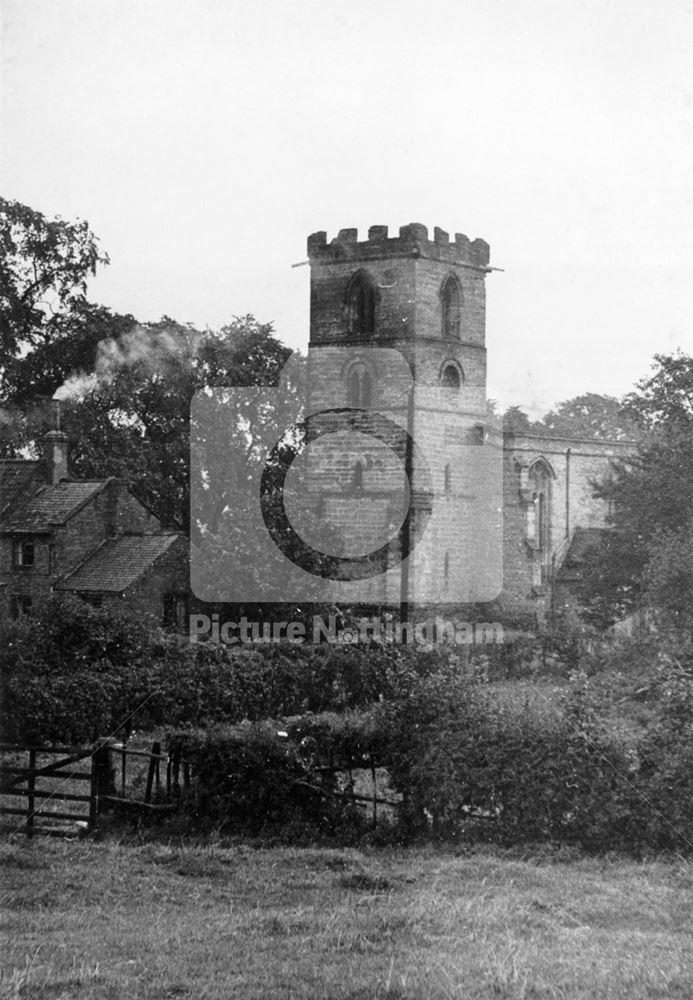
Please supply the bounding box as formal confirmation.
[307,223,490,270]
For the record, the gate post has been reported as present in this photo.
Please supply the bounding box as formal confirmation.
[91,740,116,826]
[27,748,36,838]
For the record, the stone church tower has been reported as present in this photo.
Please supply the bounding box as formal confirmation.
[304,224,504,611]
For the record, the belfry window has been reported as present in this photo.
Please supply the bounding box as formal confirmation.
[440,364,461,389]
[441,275,462,339]
[345,271,376,336]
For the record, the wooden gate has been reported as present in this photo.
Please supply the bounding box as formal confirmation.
[0,742,110,837]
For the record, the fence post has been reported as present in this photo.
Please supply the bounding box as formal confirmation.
[92,740,116,822]
[370,757,377,828]
[89,748,99,831]
[27,748,36,838]
[144,741,160,804]
[171,745,181,796]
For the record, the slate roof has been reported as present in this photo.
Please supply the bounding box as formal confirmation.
[56,533,183,593]
[0,460,43,517]
[556,527,610,584]
[1,479,111,532]
[562,527,609,565]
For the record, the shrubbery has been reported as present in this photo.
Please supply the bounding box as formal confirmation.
[377,664,693,851]
[166,724,352,837]
[0,595,454,743]
[4,596,692,852]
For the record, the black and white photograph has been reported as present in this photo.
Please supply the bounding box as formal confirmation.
[1,1,692,997]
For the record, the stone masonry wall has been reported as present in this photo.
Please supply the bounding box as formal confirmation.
[304,222,494,609]
[500,433,635,616]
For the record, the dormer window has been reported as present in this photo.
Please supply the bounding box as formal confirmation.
[13,537,35,568]
[345,271,376,336]
[441,275,462,339]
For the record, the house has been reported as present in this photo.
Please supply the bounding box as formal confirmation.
[0,420,188,625]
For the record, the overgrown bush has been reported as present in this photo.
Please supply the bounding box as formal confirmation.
[377,664,693,852]
[167,724,357,837]
[0,595,461,743]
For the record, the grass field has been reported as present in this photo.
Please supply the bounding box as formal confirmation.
[1,836,691,999]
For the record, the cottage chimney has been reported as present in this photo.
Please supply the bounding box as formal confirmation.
[43,402,69,484]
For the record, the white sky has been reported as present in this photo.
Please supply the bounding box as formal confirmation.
[1,0,691,416]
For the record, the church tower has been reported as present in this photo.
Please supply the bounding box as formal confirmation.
[304,223,503,611]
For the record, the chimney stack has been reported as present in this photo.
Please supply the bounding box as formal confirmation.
[43,401,69,484]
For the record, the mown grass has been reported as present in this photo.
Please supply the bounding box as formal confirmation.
[1,837,691,999]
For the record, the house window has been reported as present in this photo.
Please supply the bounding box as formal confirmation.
[13,537,35,568]
[48,544,57,574]
[441,275,462,339]
[163,593,189,630]
[345,271,376,336]
[78,592,103,609]
[10,595,32,619]
[347,365,372,407]
[440,364,461,389]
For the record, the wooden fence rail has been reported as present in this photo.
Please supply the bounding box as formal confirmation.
[1,738,400,836]
[0,739,175,837]
[0,742,111,837]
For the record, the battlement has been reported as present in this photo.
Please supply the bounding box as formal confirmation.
[307,223,490,269]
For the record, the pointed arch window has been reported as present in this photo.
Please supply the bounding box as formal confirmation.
[527,459,553,568]
[441,275,462,339]
[347,364,372,407]
[440,363,461,389]
[345,271,376,336]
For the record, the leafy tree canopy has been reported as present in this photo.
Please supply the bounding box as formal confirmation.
[0,198,300,535]
[0,196,109,363]
[581,352,693,629]
[503,394,638,440]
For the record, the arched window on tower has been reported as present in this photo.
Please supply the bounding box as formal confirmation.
[441,275,462,339]
[440,363,461,389]
[347,364,372,407]
[345,271,376,336]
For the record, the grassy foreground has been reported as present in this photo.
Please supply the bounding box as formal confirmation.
[1,837,691,999]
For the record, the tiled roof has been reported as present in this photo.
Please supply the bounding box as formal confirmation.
[0,460,43,517]
[56,533,183,593]
[1,480,110,531]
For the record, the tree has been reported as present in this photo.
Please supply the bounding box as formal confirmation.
[502,405,536,434]
[59,316,297,529]
[503,394,640,441]
[580,352,693,628]
[539,392,638,440]
[0,198,131,457]
[0,197,109,366]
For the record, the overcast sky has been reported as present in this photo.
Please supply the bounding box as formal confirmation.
[1,0,691,416]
